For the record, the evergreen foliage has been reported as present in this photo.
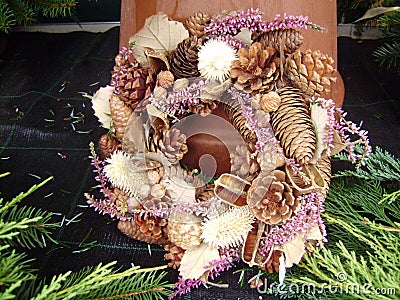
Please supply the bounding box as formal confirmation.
[0,0,77,33]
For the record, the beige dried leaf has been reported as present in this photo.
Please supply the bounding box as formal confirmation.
[232,28,252,46]
[330,130,347,156]
[179,242,220,280]
[129,13,189,66]
[310,102,330,164]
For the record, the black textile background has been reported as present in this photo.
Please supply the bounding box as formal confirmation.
[0,27,399,299]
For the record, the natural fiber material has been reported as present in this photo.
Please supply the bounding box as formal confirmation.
[98,134,120,159]
[270,87,317,165]
[248,170,299,224]
[184,12,211,38]
[256,28,303,55]
[168,37,201,79]
[109,95,133,141]
[286,49,336,97]
[231,42,279,94]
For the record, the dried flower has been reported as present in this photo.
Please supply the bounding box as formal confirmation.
[198,40,237,82]
[201,206,255,249]
[90,85,113,129]
[103,150,150,199]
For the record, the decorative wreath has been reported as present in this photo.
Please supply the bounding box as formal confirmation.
[86,9,371,296]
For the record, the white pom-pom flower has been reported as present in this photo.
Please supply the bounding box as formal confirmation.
[201,206,255,249]
[91,85,113,129]
[197,40,237,82]
[103,150,150,199]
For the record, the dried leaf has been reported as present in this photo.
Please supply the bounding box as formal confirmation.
[179,243,220,280]
[232,28,252,46]
[329,130,347,156]
[164,176,196,204]
[90,85,113,129]
[354,6,400,23]
[144,47,170,73]
[310,103,330,164]
[129,13,189,66]
[278,233,306,268]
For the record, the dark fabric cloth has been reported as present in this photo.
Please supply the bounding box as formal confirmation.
[0,28,399,300]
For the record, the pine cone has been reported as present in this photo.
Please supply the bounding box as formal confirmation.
[189,100,218,116]
[196,183,215,201]
[248,170,299,224]
[98,134,121,159]
[168,37,201,79]
[134,211,168,242]
[285,49,336,97]
[270,87,317,165]
[167,212,202,249]
[156,70,174,88]
[111,53,155,109]
[141,195,170,212]
[153,128,188,164]
[230,42,280,94]
[316,156,332,198]
[262,250,282,274]
[110,94,133,141]
[117,219,168,245]
[256,28,304,55]
[164,242,185,269]
[111,187,131,215]
[184,12,211,38]
[230,144,260,181]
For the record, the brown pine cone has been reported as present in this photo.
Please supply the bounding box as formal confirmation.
[141,195,170,212]
[153,128,189,164]
[316,156,332,198]
[168,37,202,79]
[134,212,168,242]
[164,242,185,269]
[98,134,121,159]
[285,49,336,97]
[230,144,260,181]
[262,250,282,274]
[184,12,211,38]
[230,42,280,94]
[270,87,317,165]
[167,212,202,249]
[247,170,299,224]
[111,52,155,109]
[111,187,130,216]
[256,28,304,55]
[117,219,168,245]
[189,100,218,116]
[110,94,133,141]
[196,183,215,201]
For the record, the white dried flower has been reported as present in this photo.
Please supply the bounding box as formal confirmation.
[201,206,255,249]
[103,150,150,200]
[198,40,237,82]
[91,85,113,129]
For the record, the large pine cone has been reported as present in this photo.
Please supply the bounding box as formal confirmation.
[247,170,299,224]
[230,42,280,94]
[316,156,332,198]
[167,212,202,250]
[256,28,303,55]
[164,242,185,269]
[98,134,121,159]
[149,128,188,164]
[270,87,317,165]
[110,94,133,141]
[134,211,168,242]
[117,218,168,245]
[184,12,211,38]
[285,49,336,97]
[111,53,155,109]
[168,37,201,79]
[230,144,260,181]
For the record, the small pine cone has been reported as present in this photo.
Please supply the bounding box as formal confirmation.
[164,242,185,269]
[255,91,281,113]
[134,212,168,242]
[167,212,202,249]
[248,170,299,224]
[270,87,317,165]
[189,100,218,116]
[156,128,189,164]
[285,49,336,97]
[110,94,133,141]
[256,28,304,55]
[184,12,211,38]
[168,37,202,79]
[230,144,260,181]
[141,195,170,212]
[316,156,332,198]
[196,183,215,201]
[118,219,168,245]
[111,187,130,215]
[231,42,280,94]
[262,250,282,274]
[98,134,121,159]
[223,102,258,145]
[156,70,174,88]
[111,53,155,109]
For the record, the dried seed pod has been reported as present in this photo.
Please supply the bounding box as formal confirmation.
[285,164,326,197]
[156,70,174,88]
[214,174,250,207]
[242,221,266,266]
[258,91,281,113]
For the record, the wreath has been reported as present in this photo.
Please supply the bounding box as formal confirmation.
[86,9,371,296]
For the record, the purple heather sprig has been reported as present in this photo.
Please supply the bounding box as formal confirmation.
[150,80,207,118]
[265,13,323,31]
[170,248,240,298]
[259,192,326,254]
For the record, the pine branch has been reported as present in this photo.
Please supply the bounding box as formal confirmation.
[0,1,16,33]
[373,41,400,71]
[30,0,77,18]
